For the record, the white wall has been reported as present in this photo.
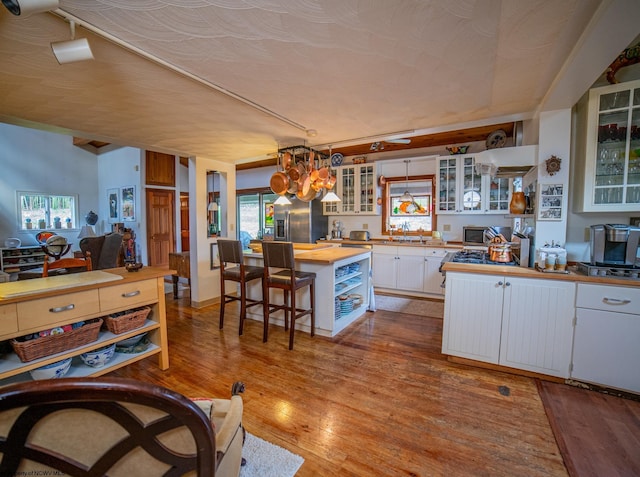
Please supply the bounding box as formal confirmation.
[0,123,99,249]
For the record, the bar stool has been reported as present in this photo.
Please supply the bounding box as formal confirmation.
[262,241,315,350]
[218,239,264,335]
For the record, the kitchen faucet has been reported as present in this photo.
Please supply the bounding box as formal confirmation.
[401,222,410,241]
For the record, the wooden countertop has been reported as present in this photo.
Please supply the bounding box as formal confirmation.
[245,247,371,265]
[0,266,174,304]
[321,238,461,249]
[442,262,640,287]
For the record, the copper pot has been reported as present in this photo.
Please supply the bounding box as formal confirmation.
[489,244,512,262]
[270,171,289,195]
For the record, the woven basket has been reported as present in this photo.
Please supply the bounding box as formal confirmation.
[11,319,103,363]
[104,307,151,335]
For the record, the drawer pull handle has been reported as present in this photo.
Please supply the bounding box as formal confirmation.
[49,304,75,313]
[602,297,631,306]
[122,290,141,298]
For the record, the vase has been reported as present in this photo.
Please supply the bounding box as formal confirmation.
[509,191,526,214]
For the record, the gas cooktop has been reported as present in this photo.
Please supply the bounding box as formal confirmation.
[444,250,518,267]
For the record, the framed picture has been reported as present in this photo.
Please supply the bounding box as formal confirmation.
[265,202,274,228]
[121,186,135,222]
[538,184,563,221]
[107,188,119,223]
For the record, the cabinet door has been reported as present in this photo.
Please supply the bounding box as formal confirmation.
[500,278,575,377]
[437,156,483,214]
[442,272,504,363]
[396,249,425,292]
[357,164,377,213]
[460,156,483,213]
[437,157,458,213]
[485,176,511,213]
[580,79,640,212]
[423,256,444,295]
[372,248,397,289]
[338,166,356,214]
[572,307,640,393]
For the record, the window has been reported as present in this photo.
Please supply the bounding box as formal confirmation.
[18,192,78,230]
[382,175,436,236]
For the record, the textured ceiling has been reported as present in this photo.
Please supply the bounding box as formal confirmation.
[0,0,630,163]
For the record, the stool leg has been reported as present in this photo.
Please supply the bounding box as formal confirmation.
[239,280,246,336]
[172,275,179,299]
[262,280,269,343]
[289,287,296,350]
[310,279,315,337]
[283,289,290,331]
[219,277,226,329]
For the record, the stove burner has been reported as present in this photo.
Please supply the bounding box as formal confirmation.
[449,250,517,266]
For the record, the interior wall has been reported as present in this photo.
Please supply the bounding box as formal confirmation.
[0,123,98,250]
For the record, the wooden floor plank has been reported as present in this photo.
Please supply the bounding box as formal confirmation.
[111,294,573,476]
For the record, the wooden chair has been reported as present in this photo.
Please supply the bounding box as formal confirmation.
[42,252,92,277]
[262,241,315,350]
[218,239,264,335]
[0,377,246,477]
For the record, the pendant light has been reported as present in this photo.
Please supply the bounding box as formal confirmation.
[399,160,414,203]
[321,145,341,202]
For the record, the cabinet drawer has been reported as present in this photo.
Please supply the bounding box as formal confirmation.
[0,304,18,335]
[17,290,100,330]
[99,279,158,312]
[576,283,640,315]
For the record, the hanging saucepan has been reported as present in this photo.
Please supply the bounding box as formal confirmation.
[269,153,289,195]
[282,151,292,170]
[298,181,319,202]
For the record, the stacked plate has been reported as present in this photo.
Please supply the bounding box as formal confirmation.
[338,295,353,315]
[335,297,341,320]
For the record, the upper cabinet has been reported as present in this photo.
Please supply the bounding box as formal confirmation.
[437,156,510,214]
[575,79,640,212]
[324,163,378,215]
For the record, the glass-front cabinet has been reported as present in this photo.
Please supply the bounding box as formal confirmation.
[324,163,378,215]
[437,156,510,214]
[576,79,640,212]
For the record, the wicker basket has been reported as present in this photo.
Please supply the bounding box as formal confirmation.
[11,319,103,363]
[104,307,151,335]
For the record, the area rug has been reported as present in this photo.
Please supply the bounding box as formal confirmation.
[240,433,304,477]
[374,294,444,318]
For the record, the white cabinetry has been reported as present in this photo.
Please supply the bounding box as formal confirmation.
[437,156,510,214]
[324,163,378,215]
[1,246,47,275]
[443,272,575,377]
[572,283,640,393]
[372,245,445,297]
[575,78,640,212]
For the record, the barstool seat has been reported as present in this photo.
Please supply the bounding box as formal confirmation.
[218,239,264,335]
[262,241,315,350]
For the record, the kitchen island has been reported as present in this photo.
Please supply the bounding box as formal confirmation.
[244,247,372,337]
[0,266,171,385]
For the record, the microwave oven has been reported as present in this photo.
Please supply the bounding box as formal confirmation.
[462,226,487,246]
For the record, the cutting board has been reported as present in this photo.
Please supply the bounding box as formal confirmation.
[0,271,123,299]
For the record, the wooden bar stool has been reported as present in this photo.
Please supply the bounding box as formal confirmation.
[218,239,264,335]
[262,241,315,350]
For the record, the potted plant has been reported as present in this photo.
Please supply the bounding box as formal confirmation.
[66,217,72,228]
[38,219,46,229]
[53,217,62,229]
[25,218,32,230]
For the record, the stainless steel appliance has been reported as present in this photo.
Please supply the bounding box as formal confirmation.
[462,226,487,246]
[348,230,370,241]
[273,198,328,243]
[589,224,640,266]
[575,224,640,280]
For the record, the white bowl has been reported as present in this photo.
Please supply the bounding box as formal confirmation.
[4,238,21,248]
[30,357,72,380]
[116,332,147,348]
[80,343,116,368]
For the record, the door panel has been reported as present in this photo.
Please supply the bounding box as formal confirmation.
[180,193,189,251]
[146,188,175,267]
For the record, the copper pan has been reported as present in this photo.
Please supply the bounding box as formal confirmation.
[270,171,289,195]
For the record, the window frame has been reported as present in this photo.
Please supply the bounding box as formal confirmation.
[17,191,79,231]
[381,175,437,236]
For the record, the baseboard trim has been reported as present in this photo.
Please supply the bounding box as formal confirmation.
[447,355,565,383]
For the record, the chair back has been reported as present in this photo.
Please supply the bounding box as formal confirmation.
[262,241,295,270]
[0,377,216,476]
[42,254,92,277]
[218,239,244,266]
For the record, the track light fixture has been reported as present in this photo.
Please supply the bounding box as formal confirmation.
[1,0,58,16]
[51,20,94,64]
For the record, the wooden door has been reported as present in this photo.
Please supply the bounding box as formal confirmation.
[180,193,189,251]
[146,188,175,267]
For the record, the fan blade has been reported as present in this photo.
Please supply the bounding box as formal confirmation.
[385,138,411,144]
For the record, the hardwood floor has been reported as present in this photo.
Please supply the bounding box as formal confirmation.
[111,293,572,476]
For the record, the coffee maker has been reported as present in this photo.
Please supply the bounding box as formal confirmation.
[590,224,640,266]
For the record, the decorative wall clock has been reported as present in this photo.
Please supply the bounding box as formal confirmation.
[545,155,561,176]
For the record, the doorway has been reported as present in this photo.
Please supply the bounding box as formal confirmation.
[146,188,175,267]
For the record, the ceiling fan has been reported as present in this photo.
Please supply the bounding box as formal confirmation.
[370,138,411,151]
